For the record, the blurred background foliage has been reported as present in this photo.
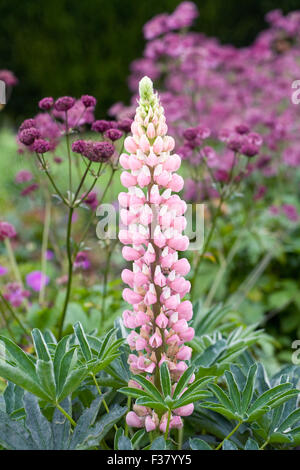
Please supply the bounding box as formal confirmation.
[1,0,299,124]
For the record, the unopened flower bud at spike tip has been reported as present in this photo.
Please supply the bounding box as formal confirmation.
[139,76,154,101]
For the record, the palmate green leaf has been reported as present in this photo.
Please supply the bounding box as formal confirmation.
[247,383,294,418]
[69,396,102,449]
[131,429,146,449]
[223,440,238,450]
[173,366,195,400]
[118,386,154,400]
[241,363,257,414]
[53,336,70,386]
[24,393,53,450]
[278,408,300,433]
[0,409,35,450]
[0,359,49,401]
[172,391,212,409]
[118,434,133,450]
[160,362,171,398]
[189,438,212,450]
[36,360,56,401]
[74,322,92,361]
[0,336,36,378]
[225,370,241,414]
[32,329,51,361]
[200,402,238,421]
[76,404,127,450]
[135,397,168,412]
[208,384,235,412]
[244,438,260,450]
[133,374,165,404]
[3,382,24,416]
[57,366,91,402]
[150,436,166,450]
[57,347,78,396]
[51,397,71,450]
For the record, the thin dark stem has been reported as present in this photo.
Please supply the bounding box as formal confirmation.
[0,291,30,337]
[36,153,67,204]
[57,205,74,340]
[0,302,17,342]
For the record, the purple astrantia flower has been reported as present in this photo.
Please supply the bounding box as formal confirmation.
[81,191,99,210]
[26,271,50,292]
[0,265,8,276]
[81,95,97,108]
[32,139,51,154]
[15,170,33,183]
[72,140,115,162]
[92,120,112,133]
[54,96,76,112]
[0,221,17,241]
[74,251,91,270]
[105,128,123,141]
[3,283,30,308]
[282,204,299,222]
[38,97,54,110]
[19,127,40,146]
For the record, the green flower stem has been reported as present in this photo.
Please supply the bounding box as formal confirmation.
[177,425,183,450]
[0,291,30,337]
[215,421,242,450]
[57,162,95,340]
[56,403,76,427]
[39,194,51,306]
[76,162,103,207]
[36,153,67,204]
[58,205,74,340]
[125,396,131,438]
[91,373,118,431]
[260,438,269,450]
[164,409,172,441]
[4,238,22,285]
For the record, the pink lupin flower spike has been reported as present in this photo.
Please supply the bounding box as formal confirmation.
[119,76,194,432]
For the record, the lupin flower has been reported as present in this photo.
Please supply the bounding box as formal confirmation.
[119,76,194,432]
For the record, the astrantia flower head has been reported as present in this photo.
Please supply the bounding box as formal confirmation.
[72,139,114,162]
[81,95,97,108]
[92,120,111,133]
[0,221,17,241]
[19,127,40,146]
[19,119,36,131]
[32,138,51,154]
[119,76,194,433]
[38,97,54,110]
[104,128,123,141]
[54,96,76,112]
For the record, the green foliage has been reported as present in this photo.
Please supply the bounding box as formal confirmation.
[0,391,126,450]
[0,322,122,405]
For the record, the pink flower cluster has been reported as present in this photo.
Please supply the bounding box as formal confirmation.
[119,77,194,432]
[112,4,300,207]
